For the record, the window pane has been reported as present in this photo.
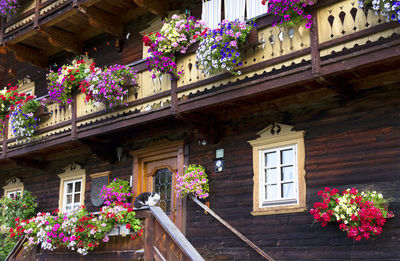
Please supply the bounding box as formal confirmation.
[281,166,294,181]
[282,183,295,198]
[265,168,277,184]
[265,184,278,200]
[265,152,277,167]
[67,183,73,193]
[66,194,72,204]
[153,168,172,214]
[74,193,80,203]
[281,149,294,165]
[75,182,81,192]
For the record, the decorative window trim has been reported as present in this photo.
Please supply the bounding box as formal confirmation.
[58,163,86,212]
[3,176,24,198]
[18,77,35,97]
[90,171,110,179]
[248,123,307,216]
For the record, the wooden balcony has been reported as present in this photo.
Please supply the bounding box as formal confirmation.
[0,0,400,160]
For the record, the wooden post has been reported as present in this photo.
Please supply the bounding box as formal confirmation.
[71,95,77,140]
[310,8,321,77]
[2,118,8,158]
[190,196,275,261]
[144,214,155,261]
[34,0,40,28]
[0,16,4,45]
[171,76,178,115]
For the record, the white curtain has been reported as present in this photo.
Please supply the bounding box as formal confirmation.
[202,0,222,29]
[246,0,269,19]
[224,0,246,21]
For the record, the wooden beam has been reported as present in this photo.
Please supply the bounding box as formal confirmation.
[5,44,48,67]
[133,0,168,18]
[38,26,83,54]
[79,6,124,37]
[79,139,117,163]
[14,158,48,170]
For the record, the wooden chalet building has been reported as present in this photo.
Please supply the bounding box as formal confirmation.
[1,0,400,260]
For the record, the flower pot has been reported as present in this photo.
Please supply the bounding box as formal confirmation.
[34,105,51,118]
[247,27,259,46]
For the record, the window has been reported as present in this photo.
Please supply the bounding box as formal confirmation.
[58,163,86,212]
[63,179,82,212]
[153,168,173,215]
[7,190,21,199]
[18,77,35,97]
[202,0,222,29]
[201,0,268,29]
[3,177,24,198]
[248,123,306,215]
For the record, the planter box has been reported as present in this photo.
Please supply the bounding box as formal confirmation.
[108,224,132,236]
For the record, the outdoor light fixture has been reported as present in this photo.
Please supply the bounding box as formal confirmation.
[116,147,123,161]
[215,148,224,172]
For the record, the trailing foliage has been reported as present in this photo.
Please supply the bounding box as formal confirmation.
[143,14,206,78]
[358,0,400,23]
[10,100,41,139]
[47,59,95,107]
[310,187,394,241]
[196,19,255,76]
[100,178,132,206]
[10,181,141,256]
[175,164,209,199]
[262,0,315,28]
[82,64,137,108]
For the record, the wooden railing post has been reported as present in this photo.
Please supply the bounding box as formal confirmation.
[71,95,77,140]
[310,8,321,77]
[2,118,9,158]
[171,76,178,115]
[34,0,40,28]
[144,214,155,261]
[0,16,4,45]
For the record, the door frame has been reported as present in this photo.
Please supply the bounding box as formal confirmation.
[130,140,185,232]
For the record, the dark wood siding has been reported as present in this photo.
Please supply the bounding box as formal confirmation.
[186,85,400,260]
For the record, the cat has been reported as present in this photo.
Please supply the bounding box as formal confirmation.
[134,192,160,208]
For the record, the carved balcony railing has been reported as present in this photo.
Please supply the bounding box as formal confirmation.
[0,0,399,158]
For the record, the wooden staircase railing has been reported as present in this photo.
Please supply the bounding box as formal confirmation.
[6,207,204,261]
[190,196,275,261]
[146,207,204,261]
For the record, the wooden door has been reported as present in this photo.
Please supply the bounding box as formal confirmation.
[131,141,185,231]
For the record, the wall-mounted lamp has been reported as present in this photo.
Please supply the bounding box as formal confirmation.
[215,148,224,173]
[199,140,207,146]
[116,147,123,161]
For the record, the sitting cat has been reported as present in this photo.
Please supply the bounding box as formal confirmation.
[134,192,160,208]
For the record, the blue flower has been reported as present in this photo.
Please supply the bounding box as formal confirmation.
[232,60,237,63]
[228,53,232,58]
[238,62,242,66]
[235,52,240,57]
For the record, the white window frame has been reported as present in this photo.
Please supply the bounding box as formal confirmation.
[58,163,86,213]
[248,123,306,216]
[3,177,24,198]
[63,178,83,212]
[7,190,22,199]
[259,144,298,208]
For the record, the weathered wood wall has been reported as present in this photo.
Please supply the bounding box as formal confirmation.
[0,147,133,213]
[186,85,400,260]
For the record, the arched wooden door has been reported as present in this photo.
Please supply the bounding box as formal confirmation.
[131,141,185,231]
